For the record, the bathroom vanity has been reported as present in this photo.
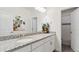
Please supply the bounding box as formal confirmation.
[0,33,56,52]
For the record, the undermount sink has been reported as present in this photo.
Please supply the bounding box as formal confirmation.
[17,37,33,43]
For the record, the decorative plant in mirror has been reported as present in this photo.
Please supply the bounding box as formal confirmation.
[13,16,26,31]
[42,23,49,33]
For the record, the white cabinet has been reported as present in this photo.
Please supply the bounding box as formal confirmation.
[32,44,44,52]
[12,45,31,52]
[43,36,55,52]
[32,36,55,52]
[0,35,55,52]
[13,35,55,52]
[32,40,51,52]
[43,41,52,52]
[32,39,45,50]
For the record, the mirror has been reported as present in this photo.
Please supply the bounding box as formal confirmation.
[0,7,38,36]
[0,7,47,36]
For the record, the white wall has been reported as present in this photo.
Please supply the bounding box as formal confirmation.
[60,7,73,11]
[0,7,33,35]
[71,8,79,52]
[34,7,61,51]
[46,8,61,51]
[0,7,61,51]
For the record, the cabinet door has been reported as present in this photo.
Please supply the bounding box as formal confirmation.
[43,41,52,52]
[32,36,55,52]
[32,41,52,52]
[12,45,31,52]
[32,44,44,52]
[50,36,55,51]
[43,36,55,52]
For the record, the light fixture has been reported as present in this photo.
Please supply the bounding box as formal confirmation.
[35,7,46,13]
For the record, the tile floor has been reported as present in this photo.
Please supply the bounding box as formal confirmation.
[62,44,74,52]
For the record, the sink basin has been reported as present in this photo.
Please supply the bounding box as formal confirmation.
[17,38,33,43]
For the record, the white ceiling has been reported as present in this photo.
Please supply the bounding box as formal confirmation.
[60,7,73,11]
[25,7,73,12]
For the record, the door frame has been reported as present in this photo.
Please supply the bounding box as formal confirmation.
[32,17,37,33]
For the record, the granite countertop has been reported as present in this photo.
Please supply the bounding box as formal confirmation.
[0,32,56,52]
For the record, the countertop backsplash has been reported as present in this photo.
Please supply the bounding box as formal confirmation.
[0,32,40,41]
[0,32,56,41]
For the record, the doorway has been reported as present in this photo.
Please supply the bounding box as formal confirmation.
[61,8,76,52]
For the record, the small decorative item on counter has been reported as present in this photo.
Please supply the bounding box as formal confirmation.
[42,23,49,33]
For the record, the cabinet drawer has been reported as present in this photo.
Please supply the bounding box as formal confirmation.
[32,37,51,50]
